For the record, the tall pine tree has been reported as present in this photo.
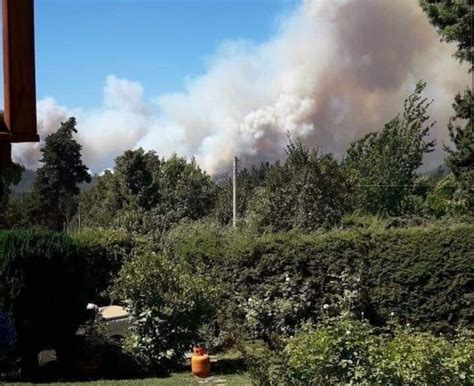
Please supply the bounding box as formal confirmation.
[29,117,90,230]
[420,0,473,211]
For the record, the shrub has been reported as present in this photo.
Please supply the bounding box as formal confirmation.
[165,222,474,341]
[366,225,473,331]
[239,340,285,386]
[375,329,451,384]
[444,329,474,383]
[0,230,91,369]
[75,227,136,303]
[111,252,216,373]
[285,319,377,385]
[248,321,474,385]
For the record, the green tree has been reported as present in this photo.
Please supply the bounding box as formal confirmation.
[345,81,435,216]
[420,0,473,213]
[247,138,353,233]
[79,149,216,236]
[444,89,474,211]
[150,154,216,235]
[114,148,161,210]
[419,0,473,71]
[78,170,120,228]
[213,162,274,226]
[29,117,90,230]
[0,163,23,228]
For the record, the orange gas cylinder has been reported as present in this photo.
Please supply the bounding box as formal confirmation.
[191,346,211,378]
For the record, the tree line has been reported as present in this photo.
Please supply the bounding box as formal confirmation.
[0,0,472,234]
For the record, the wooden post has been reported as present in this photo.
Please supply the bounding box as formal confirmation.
[2,0,38,144]
[0,142,11,167]
[0,115,12,167]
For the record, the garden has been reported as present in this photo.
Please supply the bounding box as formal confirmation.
[0,220,473,384]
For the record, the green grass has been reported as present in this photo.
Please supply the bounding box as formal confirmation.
[8,371,251,385]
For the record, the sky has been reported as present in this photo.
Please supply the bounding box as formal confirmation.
[8,0,472,174]
[34,0,296,108]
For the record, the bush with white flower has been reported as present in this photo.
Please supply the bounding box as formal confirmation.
[112,253,217,374]
[238,273,314,342]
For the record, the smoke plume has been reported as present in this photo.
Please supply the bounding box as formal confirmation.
[12,0,471,174]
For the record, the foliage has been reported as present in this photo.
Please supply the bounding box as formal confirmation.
[444,89,474,213]
[420,0,473,70]
[213,162,274,226]
[0,313,15,353]
[111,252,216,373]
[420,0,473,215]
[423,174,470,217]
[79,149,216,238]
[165,221,474,344]
[345,81,436,216]
[445,89,474,176]
[246,138,353,233]
[0,230,92,369]
[75,228,137,303]
[243,277,473,385]
[0,163,23,228]
[375,329,448,384]
[28,117,91,230]
[283,319,377,385]
[253,322,474,385]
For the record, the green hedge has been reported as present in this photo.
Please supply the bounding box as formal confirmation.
[0,230,91,368]
[75,228,136,303]
[165,222,474,338]
[244,320,474,385]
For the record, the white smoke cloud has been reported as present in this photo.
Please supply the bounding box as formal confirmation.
[12,0,471,174]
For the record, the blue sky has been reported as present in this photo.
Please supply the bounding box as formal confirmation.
[34,0,296,108]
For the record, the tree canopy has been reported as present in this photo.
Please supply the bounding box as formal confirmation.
[28,117,91,230]
[345,81,435,216]
[420,0,473,71]
[420,0,473,213]
[79,149,216,236]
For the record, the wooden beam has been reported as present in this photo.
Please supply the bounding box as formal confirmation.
[0,113,12,167]
[2,0,38,143]
[0,142,12,167]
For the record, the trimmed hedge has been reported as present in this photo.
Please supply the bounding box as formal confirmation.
[165,222,474,337]
[75,228,135,303]
[0,230,91,368]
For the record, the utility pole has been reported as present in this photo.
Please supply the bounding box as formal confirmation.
[78,205,81,233]
[233,156,238,227]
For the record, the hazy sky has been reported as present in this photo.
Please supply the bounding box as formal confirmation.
[8,0,471,174]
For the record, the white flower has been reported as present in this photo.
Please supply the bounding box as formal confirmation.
[390,312,395,317]
[346,330,351,335]
[323,304,329,310]
[285,274,290,282]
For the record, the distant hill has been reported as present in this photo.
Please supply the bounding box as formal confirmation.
[11,169,35,194]
[10,169,98,196]
[9,163,448,197]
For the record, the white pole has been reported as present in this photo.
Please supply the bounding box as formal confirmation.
[78,205,81,233]
[233,156,238,227]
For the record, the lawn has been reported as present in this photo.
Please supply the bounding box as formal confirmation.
[5,350,251,385]
[8,371,251,385]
